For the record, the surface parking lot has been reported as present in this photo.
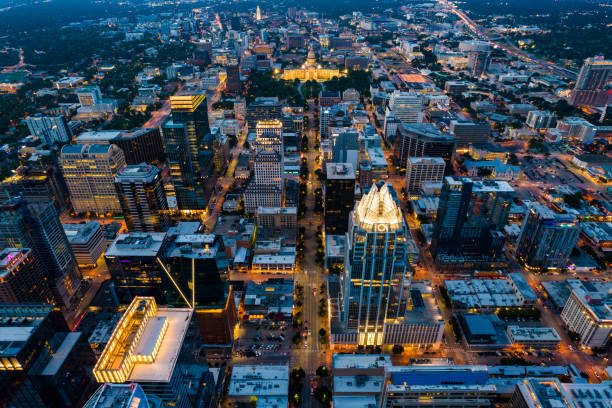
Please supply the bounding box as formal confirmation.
[521,157,583,184]
[234,319,290,357]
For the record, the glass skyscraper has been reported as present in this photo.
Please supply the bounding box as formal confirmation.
[341,184,411,346]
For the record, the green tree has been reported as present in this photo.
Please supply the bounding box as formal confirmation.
[316,365,329,377]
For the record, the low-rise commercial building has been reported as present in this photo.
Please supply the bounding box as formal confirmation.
[227,365,288,408]
[506,326,561,348]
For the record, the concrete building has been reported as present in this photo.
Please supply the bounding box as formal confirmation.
[60,144,126,214]
[387,91,423,124]
[405,157,445,195]
[62,221,105,267]
[256,207,297,230]
[560,279,612,348]
[516,203,580,270]
[506,326,561,348]
[227,365,289,408]
[115,164,170,233]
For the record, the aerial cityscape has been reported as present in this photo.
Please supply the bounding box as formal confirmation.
[0,0,611,407]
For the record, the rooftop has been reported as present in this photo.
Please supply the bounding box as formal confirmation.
[354,184,404,232]
[106,233,167,258]
[0,248,31,278]
[62,221,102,244]
[334,375,384,394]
[332,354,392,370]
[507,326,561,343]
[115,164,160,183]
[326,162,356,179]
[566,279,612,323]
[228,365,289,397]
[75,131,121,143]
[93,297,192,384]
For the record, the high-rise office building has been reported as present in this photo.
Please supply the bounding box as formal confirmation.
[395,123,457,173]
[246,97,283,133]
[115,164,170,232]
[59,144,126,214]
[0,247,53,304]
[342,184,411,346]
[0,198,81,307]
[244,119,284,213]
[225,63,242,94]
[104,232,168,303]
[255,119,283,153]
[164,93,216,211]
[0,165,71,212]
[0,304,96,408]
[468,51,490,77]
[331,128,359,173]
[449,120,491,147]
[516,203,580,270]
[169,93,210,176]
[359,160,373,190]
[324,163,356,235]
[113,128,165,165]
[405,157,445,195]
[25,114,72,145]
[386,91,423,123]
[253,150,282,189]
[63,221,106,267]
[431,177,514,270]
[568,56,612,107]
[161,120,206,210]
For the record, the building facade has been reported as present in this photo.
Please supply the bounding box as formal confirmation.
[405,157,445,195]
[516,203,580,270]
[341,184,411,346]
[325,163,356,235]
[60,144,126,214]
[115,164,170,232]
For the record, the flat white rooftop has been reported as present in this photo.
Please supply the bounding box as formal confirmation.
[128,308,191,383]
[229,365,289,397]
[333,354,392,369]
[333,396,377,408]
[334,375,384,394]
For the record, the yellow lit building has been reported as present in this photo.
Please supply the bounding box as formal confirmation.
[92,296,192,388]
[281,48,344,82]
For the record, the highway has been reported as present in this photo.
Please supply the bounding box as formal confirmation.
[441,0,577,81]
